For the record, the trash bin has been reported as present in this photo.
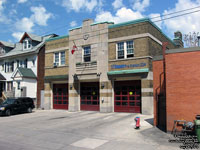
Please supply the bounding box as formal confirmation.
[195,115,200,143]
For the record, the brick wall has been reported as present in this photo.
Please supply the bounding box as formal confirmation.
[45,36,69,77]
[45,37,69,51]
[37,45,45,108]
[153,50,200,132]
[165,51,200,131]
[153,59,164,126]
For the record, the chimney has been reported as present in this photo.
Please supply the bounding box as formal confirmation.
[173,31,184,48]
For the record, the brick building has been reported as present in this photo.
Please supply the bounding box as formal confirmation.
[153,46,200,132]
[43,18,176,114]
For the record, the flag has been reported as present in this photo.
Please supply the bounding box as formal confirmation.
[71,41,77,54]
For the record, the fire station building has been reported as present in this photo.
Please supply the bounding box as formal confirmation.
[44,18,176,114]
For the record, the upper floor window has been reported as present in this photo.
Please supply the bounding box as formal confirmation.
[0,46,5,55]
[23,38,32,50]
[117,41,134,59]
[5,62,14,73]
[54,51,65,66]
[83,46,91,62]
[60,51,65,65]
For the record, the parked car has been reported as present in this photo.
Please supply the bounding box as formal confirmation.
[0,97,35,116]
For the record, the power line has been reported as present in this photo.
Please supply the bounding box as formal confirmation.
[150,5,200,20]
[5,5,200,43]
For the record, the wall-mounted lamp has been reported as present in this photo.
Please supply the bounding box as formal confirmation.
[70,84,73,90]
[72,74,78,80]
[101,83,105,89]
[97,72,101,77]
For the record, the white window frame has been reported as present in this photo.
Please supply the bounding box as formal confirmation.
[23,38,32,50]
[82,46,91,62]
[54,51,66,66]
[116,40,134,59]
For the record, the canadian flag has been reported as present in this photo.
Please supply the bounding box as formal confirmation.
[71,45,77,54]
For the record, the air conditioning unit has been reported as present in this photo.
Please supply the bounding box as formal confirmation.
[53,62,59,67]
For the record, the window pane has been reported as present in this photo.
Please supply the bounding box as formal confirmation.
[117,42,124,59]
[55,53,59,63]
[61,51,65,65]
[127,41,134,54]
[83,46,91,62]
[127,41,134,58]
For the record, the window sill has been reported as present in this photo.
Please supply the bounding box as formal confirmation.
[76,61,97,67]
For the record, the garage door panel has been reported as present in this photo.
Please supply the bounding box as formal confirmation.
[114,81,141,113]
[80,82,99,111]
[53,84,68,110]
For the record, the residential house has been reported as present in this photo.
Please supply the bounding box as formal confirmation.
[0,32,56,107]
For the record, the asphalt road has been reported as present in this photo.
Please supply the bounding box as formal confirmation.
[0,110,181,150]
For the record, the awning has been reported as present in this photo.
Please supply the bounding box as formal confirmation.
[107,68,149,75]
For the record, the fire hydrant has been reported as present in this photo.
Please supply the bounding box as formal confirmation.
[135,117,140,129]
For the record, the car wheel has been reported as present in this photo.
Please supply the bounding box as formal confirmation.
[5,109,11,116]
[27,107,32,113]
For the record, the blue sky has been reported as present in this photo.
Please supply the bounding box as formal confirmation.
[0,0,200,43]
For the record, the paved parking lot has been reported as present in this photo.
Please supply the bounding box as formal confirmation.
[0,110,180,150]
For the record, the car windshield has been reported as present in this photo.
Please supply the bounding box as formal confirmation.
[2,98,16,105]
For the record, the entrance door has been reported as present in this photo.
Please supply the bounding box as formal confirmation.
[114,81,141,113]
[53,84,68,110]
[80,82,99,111]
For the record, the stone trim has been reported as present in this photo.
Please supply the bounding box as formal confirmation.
[69,93,79,97]
[108,33,162,45]
[142,88,153,92]
[100,93,112,97]
[45,47,69,54]
[44,93,51,97]
[142,92,153,97]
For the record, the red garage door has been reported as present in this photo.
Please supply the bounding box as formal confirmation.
[53,84,68,110]
[80,82,99,111]
[114,81,141,113]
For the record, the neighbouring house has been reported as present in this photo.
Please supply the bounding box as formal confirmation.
[43,18,176,114]
[0,32,56,107]
[153,32,200,132]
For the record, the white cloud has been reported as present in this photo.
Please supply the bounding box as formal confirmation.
[30,5,53,26]
[0,0,6,22]
[95,7,143,23]
[17,0,27,3]
[132,0,150,12]
[0,0,5,11]
[15,17,34,32]
[70,21,77,27]
[12,5,53,40]
[62,0,98,12]
[112,0,124,9]
[162,0,200,37]
[149,13,162,28]
[12,32,24,41]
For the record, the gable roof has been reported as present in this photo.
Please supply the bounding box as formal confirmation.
[0,41,15,48]
[12,67,36,79]
[0,34,56,59]
[19,32,42,43]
